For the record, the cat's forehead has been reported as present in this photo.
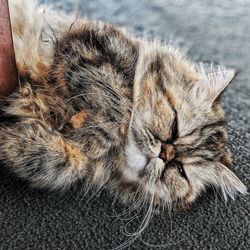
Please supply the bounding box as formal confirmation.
[135,45,199,108]
[136,50,197,109]
[137,44,198,85]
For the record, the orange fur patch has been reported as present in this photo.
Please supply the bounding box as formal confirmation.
[35,61,49,77]
[54,138,86,171]
[70,111,87,128]
[64,142,85,170]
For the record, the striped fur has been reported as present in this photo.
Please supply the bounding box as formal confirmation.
[0,0,246,210]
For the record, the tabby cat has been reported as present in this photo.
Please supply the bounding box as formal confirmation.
[0,0,247,210]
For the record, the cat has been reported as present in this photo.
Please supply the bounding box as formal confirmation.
[0,0,247,210]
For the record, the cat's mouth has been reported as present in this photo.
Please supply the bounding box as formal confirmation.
[160,160,188,181]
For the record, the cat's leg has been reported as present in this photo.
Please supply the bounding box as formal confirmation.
[0,119,90,189]
[63,110,128,161]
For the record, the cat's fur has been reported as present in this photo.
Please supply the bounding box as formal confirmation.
[0,0,247,209]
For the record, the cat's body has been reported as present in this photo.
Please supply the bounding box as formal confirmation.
[0,0,246,208]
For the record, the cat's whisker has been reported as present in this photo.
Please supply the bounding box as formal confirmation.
[66,91,135,115]
[109,184,146,221]
[74,75,140,118]
[109,186,145,225]
[82,185,106,209]
[112,193,154,250]
[139,233,184,248]
[124,192,154,237]
[109,202,142,222]
[117,189,147,220]
[72,120,129,128]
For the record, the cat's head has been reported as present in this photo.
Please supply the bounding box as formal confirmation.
[124,43,247,207]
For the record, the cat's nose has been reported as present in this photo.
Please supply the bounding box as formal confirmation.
[159,143,175,162]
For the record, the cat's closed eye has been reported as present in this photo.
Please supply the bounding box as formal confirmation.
[176,161,188,180]
[170,109,179,141]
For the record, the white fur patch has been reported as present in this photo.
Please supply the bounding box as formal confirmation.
[125,136,148,171]
[122,167,139,182]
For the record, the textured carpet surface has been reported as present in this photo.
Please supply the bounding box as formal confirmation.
[0,0,249,249]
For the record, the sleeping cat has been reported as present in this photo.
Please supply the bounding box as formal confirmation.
[0,0,247,209]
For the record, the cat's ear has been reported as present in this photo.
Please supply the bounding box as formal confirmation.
[192,70,235,104]
[217,163,247,201]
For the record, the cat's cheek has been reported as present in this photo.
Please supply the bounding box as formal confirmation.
[125,139,148,171]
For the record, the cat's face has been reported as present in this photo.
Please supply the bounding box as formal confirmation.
[124,45,247,207]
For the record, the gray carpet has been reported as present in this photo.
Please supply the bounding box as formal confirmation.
[0,0,249,249]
